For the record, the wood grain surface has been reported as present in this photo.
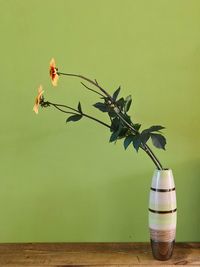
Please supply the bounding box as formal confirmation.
[0,243,199,266]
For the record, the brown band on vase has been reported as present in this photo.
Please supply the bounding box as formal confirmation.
[150,228,176,242]
[149,208,177,214]
[150,187,175,192]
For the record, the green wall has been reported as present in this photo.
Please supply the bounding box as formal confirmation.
[0,0,200,242]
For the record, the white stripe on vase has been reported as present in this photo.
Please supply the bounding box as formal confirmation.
[151,169,175,189]
[149,191,176,211]
[149,212,177,231]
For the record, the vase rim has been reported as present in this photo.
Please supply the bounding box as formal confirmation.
[155,168,172,172]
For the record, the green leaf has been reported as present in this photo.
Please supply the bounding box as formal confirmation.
[109,130,120,143]
[110,117,120,132]
[132,132,150,152]
[122,113,132,125]
[140,132,150,144]
[77,102,82,113]
[133,123,141,131]
[66,114,82,122]
[93,102,108,112]
[142,125,165,134]
[132,134,142,152]
[112,86,121,101]
[108,110,117,118]
[124,135,134,150]
[118,128,129,139]
[150,133,166,150]
[109,124,123,142]
[124,95,132,113]
[116,97,125,111]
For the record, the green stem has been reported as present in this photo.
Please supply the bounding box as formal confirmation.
[80,82,105,98]
[58,72,112,99]
[48,103,77,115]
[46,101,111,129]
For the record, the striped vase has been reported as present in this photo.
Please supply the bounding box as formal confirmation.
[149,169,177,260]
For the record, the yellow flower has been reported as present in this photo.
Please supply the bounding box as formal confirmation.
[33,85,44,114]
[49,58,59,86]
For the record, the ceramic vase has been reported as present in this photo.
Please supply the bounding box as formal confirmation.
[149,169,177,260]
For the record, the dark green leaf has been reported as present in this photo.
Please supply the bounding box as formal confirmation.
[108,110,117,118]
[140,132,150,144]
[66,114,82,122]
[110,117,120,132]
[77,102,82,113]
[124,135,134,150]
[133,123,141,131]
[132,134,142,152]
[109,124,123,142]
[112,86,121,101]
[132,132,150,152]
[124,95,132,113]
[122,113,132,125]
[93,102,108,112]
[116,97,125,111]
[142,125,165,134]
[118,128,129,139]
[150,133,166,150]
[109,130,120,143]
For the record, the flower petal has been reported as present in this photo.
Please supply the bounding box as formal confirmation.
[33,103,39,114]
[33,85,44,114]
[52,73,59,86]
[50,58,56,68]
[49,58,59,86]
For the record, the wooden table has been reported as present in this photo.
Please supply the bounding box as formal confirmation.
[0,243,199,266]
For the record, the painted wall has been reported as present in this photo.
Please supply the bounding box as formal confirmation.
[0,0,199,242]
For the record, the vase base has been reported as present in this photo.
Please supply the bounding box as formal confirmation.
[151,239,175,261]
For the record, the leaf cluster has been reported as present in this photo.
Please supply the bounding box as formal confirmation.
[66,86,167,152]
[93,87,166,151]
[123,125,166,152]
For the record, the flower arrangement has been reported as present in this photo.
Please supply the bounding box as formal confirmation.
[33,58,166,170]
